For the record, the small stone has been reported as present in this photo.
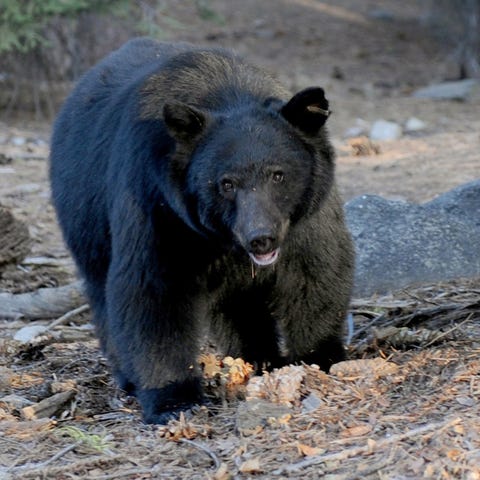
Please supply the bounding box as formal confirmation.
[456,396,475,407]
[11,136,26,146]
[0,394,33,410]
[13,325,49,344]
[370,119,402,141]
[405,117,427,132]
[301,393,322,413]
[343,118,369,139]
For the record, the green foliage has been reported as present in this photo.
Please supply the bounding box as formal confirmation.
[194,0,225,24]
[0,0,130,54]
[57,426,114,453]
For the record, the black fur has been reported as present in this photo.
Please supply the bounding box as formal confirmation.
[50,38,354,424]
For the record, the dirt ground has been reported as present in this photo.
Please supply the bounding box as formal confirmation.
[1,0,480,478]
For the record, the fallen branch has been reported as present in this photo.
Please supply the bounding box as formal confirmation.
[0,281,86,320]
[22,390,77,420]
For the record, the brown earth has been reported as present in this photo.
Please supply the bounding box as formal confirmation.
[1,1,479,479]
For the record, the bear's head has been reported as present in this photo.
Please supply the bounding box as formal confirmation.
[163,87,334,266]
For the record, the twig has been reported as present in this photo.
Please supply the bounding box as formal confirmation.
[393,302,480,328]
[89,468,157,480]
[273,417,462,475]
[87,442,221,480]
[350,313,388,341]
[6,442,79,473]
[48,304,90,329]
[422,313,473,349]
[5,453,125,478]
[180,438,221,470]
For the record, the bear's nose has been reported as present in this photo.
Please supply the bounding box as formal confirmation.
[248,231,276,254]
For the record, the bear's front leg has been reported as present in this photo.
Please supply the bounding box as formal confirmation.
[106,267,204,424]
[104,200,204,424]
[274,277,349,372]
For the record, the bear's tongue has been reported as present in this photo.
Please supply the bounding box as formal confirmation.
[249,248,279,266]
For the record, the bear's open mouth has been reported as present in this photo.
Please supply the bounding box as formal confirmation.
[249,248,280,266]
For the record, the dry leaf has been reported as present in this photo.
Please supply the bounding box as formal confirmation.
[10,372,44,388]
[423,464,435,477]
[199,353,222,378]
[340,424,373,438]
[453,423,465,435]
[267,413,292,426]
[366,438,377,452]
[157,412,212,441]
[224,357,254,387]
[239,458,262,474]
[213,462,232,480]
[297,443,325,457]
[348,136,380,156]
[0,408,17,422]
[50,379,77,394]
[447,449,462,461]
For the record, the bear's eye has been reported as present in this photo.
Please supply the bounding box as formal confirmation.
[272,171,284,183]
[221,178,235,193]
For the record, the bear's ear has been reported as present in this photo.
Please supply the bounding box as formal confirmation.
[163,101,208,142]
[280,87,330,135]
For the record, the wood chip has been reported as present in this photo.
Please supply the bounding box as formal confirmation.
[21,390,76,420]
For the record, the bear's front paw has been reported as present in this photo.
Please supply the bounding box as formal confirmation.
[137,379,203,425]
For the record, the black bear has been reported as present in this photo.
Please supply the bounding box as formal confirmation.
[50,38,354,424]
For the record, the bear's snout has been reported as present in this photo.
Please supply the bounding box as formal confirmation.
[247,230,277,255]
[233,190,284,266]
[247,230,280,265]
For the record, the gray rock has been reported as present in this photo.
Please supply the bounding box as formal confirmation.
[413,79,479,101]
[404,117,427,133]
[425,180,480,227]
[13,325,48,344]
[370,119,402,141]
[344,118,369,139]
[301,393,322,413]
[345,180,480,296]
[0,394,33,409]
[11,136,26,146]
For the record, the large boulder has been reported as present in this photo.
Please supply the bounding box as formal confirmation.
[346,180,480,297]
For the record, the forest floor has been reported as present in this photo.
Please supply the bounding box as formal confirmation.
[1,0,479,479]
